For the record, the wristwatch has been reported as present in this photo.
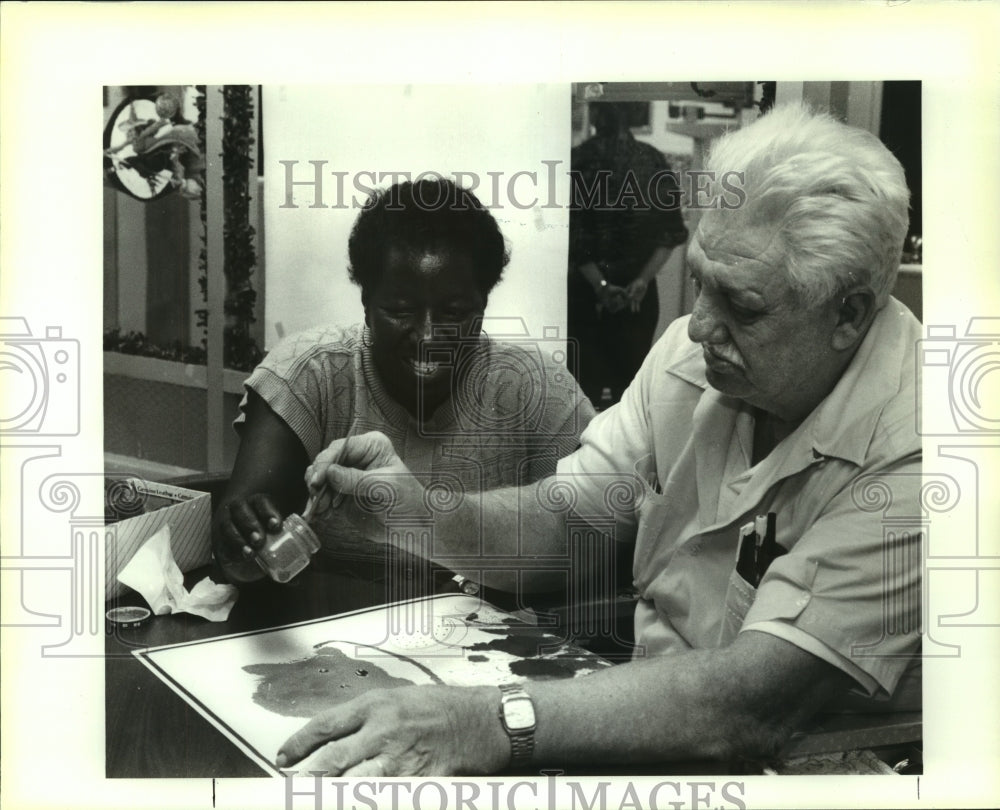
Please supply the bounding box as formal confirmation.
[450,574,481,596]
[498,683,536,768]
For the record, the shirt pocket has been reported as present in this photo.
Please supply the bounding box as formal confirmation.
[632,477,675,593]
[719,566,757,647]
[719,551,819,648]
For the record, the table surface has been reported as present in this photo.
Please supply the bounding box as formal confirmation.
[105,555,920,778]
[106,554,439,777]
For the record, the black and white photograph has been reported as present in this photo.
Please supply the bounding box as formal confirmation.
[2,4,998,810]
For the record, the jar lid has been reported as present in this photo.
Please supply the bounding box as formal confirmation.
[285,512,321,553]
[106,606,151,628]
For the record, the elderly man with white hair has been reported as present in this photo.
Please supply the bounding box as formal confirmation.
[274,103,922,775]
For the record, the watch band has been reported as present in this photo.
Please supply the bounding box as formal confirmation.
[498,683,536,768]
[450,574,481,596]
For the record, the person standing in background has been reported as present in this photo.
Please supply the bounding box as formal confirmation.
[568,101,689,407]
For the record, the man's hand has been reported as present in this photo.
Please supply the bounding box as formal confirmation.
[304,432,424,541]
[275,685,509,776]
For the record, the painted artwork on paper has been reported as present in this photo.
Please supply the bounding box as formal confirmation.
[134,594,612,774]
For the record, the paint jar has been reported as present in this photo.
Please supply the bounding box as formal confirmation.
[254,514,320,583]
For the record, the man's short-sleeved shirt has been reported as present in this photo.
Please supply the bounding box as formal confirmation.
[556,299,922,699]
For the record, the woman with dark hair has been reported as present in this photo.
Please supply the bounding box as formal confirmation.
[213,178,594,585]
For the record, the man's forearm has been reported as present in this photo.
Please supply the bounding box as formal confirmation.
[521,631,852,766]
[412,479,570,592]
[274,624,855,777]
[313,433,592,594]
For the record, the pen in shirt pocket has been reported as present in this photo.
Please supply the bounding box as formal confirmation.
[735,512,785,587]
[736,520,758,585]
[755,512,786,585]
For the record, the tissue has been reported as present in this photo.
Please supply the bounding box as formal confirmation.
[117,524,238,622]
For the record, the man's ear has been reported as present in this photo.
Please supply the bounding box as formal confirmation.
[831,287,877,351]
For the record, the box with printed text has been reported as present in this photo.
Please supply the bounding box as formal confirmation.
[104,477,212,600]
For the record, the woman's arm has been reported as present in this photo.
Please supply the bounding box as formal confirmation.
[625,244,675,311]
[576,260,628,313]
[211,390,311,583]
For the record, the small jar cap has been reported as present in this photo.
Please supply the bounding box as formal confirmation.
[106,606,151,628]
[284,513,321,553]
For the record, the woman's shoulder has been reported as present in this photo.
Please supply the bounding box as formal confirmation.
[273,322,362,355]
[481,337,586,400]
[254,323,364,376]
[481,336,546,371]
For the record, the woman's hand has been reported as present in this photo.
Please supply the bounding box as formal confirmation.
[597,283,629,315]
[210,390,312,584]
[276,685,509,776]
[212,494,285,583]
[624,278,649,312]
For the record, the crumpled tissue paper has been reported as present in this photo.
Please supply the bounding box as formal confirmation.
[117,523,238,621]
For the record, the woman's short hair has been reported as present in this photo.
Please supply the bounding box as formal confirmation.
[704,102,910,308]
[348,177,510,302]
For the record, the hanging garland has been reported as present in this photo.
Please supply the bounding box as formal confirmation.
[221,85,263,371]
[194,84,208,356]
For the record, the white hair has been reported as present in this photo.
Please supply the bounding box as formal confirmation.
[703,102,910,308]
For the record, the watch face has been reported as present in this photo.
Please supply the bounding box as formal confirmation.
[503,695,536,731]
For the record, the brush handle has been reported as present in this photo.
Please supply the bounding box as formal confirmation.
[300,486,326,524]
[300,436,350,524]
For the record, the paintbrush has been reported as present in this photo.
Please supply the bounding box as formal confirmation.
[301,437,349,524]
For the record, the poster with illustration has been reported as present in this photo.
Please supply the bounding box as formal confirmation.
[135,594,612,775]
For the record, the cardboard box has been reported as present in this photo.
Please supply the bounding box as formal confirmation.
[105,478,212,601]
